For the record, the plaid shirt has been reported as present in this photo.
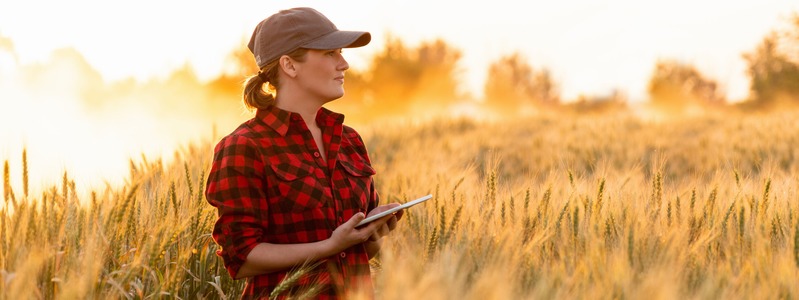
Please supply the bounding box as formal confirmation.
[205,105,379,299]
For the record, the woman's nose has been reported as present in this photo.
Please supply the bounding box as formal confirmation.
[338,54,349,71]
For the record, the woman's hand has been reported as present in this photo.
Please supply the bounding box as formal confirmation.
[365,204,404,241]
[363,204,404,258]
[326,204,404,255]
[238,206,404,278]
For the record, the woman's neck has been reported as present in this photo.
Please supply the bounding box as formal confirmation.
[275,95,322,129]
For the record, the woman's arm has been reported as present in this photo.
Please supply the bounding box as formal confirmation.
[236,209,397,278]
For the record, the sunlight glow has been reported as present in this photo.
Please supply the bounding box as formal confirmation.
[0,46,237,197]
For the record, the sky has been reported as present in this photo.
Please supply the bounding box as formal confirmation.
[1,0,798,195]
[1,0,797,101]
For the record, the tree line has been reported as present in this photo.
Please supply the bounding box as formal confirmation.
[208,12,799,119]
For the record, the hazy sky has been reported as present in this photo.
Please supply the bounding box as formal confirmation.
[1,0,798,101]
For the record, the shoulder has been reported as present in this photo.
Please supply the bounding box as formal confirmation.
[342,125,365,145]
[214,117,279,150]
[212,122,263,156]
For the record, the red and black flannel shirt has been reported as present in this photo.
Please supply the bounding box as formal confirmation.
[205,105,379,299]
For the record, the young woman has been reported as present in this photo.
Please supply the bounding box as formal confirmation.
[205,7,403,299]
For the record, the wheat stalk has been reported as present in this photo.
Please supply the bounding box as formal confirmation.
[170,182,178,219]
[426,226,439,260]
[523,188,531,212]
[794,224,799,268]
[627,225,635,267]
[184,162,194,199]
[760,178,771,220]
[447,204,463,242]
[269,260,322,299]
[22,149,28,198]
[738,206,746,265]
[593,178,605,221]
[4,160,16,207]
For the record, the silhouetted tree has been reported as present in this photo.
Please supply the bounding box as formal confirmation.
[568,89,628,113]
[365,36,463,115]
[224,39,259,78]
[206,40,258,109]
[335,36,464,119]
[412,39,463,109]
[740,13,799,107]
[359,36,419,115]
[647,60,724,111]
[483,52,559,112]
[743,32,799,106]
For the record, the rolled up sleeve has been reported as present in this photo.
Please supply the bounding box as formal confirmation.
[205,135,268,278]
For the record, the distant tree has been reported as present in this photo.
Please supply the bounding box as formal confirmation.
[0,34,15,59]
[739,12,799,108]
[647,60,724,111]
[206,40,258,107]
[742,31,799,106]
[483,52,559,112]
[412,39,463,108]
[785,12,799,62]
[223,39,259,78]
[360,36,419,114]
[40,48,107,109]
[568,89,628,113]
[346,36,463,117]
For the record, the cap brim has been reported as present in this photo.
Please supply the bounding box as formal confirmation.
[302,31,371,49]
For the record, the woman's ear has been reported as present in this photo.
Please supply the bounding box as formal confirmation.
[278,55,298,78]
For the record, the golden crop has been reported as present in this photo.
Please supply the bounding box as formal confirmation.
[1,109,798,299]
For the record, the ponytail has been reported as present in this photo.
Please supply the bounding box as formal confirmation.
[242,48,309,111]
[242,64,277,111]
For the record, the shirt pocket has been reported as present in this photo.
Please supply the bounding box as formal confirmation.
[336,155,376,210]
[268,156,324,212]
[338,159,376,177]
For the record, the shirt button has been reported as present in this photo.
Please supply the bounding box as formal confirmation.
[340,252,346,258]
[313,152,320,158]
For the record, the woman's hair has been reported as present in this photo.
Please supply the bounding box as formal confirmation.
[242,48,309,111]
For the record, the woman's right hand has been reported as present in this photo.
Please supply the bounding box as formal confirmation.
[326,212,389,254]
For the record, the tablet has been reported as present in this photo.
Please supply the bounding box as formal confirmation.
[356,194,433,227]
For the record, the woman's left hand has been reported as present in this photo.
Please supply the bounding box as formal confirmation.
[365,203,404,241]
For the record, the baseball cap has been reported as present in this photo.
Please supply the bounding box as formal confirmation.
[248,7,371,69]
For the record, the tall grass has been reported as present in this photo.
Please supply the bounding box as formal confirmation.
[1,142,241,299]
[2,109,799,299]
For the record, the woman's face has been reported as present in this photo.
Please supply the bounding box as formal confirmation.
[293,48,350,102]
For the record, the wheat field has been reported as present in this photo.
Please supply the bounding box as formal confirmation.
[2,109,798,299]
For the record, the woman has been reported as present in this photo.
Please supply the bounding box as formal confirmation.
[205,7,403,299]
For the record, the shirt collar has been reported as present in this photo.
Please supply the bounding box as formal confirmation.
[255,105,345,136]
